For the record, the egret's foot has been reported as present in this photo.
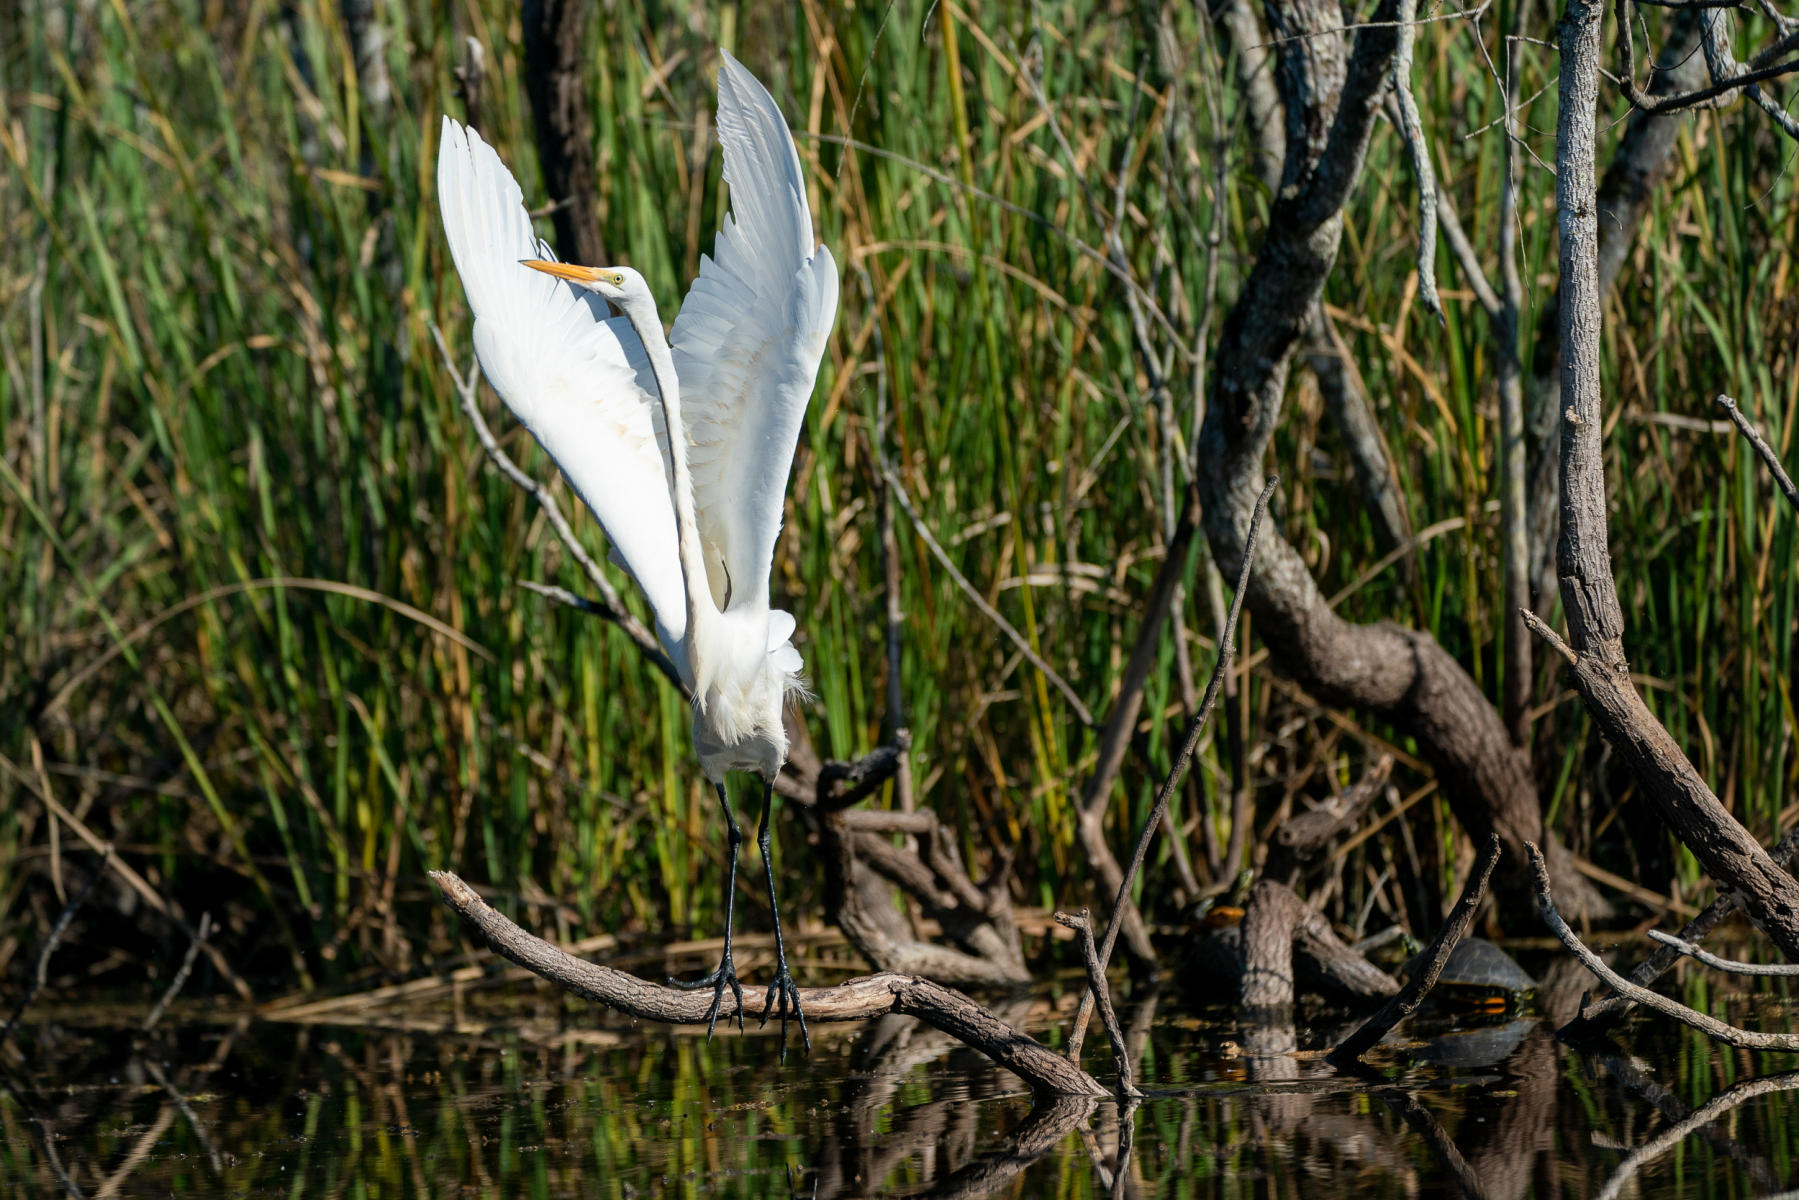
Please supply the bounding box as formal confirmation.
[669,953,746,1039]
[759,963,811,1057]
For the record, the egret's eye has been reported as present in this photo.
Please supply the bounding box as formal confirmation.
[611,272,626,286]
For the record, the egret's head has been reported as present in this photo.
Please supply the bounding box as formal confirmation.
[520,260,647,306]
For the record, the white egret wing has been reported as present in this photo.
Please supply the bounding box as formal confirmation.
[670,52,839,616]
[437,117,689,649]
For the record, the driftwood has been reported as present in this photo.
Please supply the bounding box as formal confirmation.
[429,870,1103,1095]
[1329,834,1500,1064]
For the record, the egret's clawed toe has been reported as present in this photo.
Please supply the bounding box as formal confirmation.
[761,964,811,1058]
[669,953,746,1039]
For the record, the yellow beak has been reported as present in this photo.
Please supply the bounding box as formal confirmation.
[520,260,607,284]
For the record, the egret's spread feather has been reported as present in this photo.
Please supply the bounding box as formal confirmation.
[436,118,691,654]
[671,52,840,646]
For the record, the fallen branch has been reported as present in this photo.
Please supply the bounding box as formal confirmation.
[1329,833,1501,1065]
[1527,843,1799,1051]
[1559,821,1799,1039]
[429,870,1103,1095]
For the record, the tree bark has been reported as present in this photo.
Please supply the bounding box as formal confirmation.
[1540,0,1799,960]
[522,0,607,268]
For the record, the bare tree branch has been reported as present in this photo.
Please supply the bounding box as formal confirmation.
[429,870,1104,1095]
[1718,394,1799,512]
[1529,844,1799,1050]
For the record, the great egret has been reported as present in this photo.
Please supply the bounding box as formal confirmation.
[436,51,838,1050]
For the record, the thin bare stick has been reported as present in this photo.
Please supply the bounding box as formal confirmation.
[1390,0,1443,322]
[430,322,678,686]
[430,870,1103,1095]
[1066,475,1277,1060]
[1328,833,1501,1065]
[0,845,114,1050]
[1646,930,1799,976]
[142,912,212,1032]
[883,465,1093,726]
[1595,1071,1799,1200]
[1718,395,1799,513]
[1528,843,1799,1050]
[1055,908,1141,1099]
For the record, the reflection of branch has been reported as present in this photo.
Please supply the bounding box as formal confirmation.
[1331,834,1499,1064]
[1594,1071,1799,1200]
[916,1095,1100,1200]
[1380,1087,1493,1200]
[430,870,1103,1094]
[1528,844,1799,1050]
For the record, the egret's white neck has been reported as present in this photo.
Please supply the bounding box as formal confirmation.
[618,290,717,657]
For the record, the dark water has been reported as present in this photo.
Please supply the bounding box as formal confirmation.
[3,979,1797,1198]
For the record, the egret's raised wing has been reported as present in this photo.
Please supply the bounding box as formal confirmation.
[437,117,689,649]
[671,52,839,616]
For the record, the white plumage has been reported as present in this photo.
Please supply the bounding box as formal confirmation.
[436,52,836,785]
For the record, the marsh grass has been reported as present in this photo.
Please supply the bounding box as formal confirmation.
[1,0,1795,986]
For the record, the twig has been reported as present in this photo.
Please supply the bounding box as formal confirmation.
[1328,833,1501,1064]
[1595,1071,1799,1200]
[142,912,212,1032]
[864,265,915,814]
[0,845,114,1050]
[1065,475,1277,1060]
[429,870,1103,1094]
[882,465,1093,726]
[1718,395,1799,513]
[430,322,681,689]
[1528,843,1799,1050]
[1054,908,1141,1099]
[1616,0,1799,114]
[1645,929,1799,975]
[1390,0,1444,323]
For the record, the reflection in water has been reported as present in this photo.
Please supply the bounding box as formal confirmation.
[2,986,1797,1197]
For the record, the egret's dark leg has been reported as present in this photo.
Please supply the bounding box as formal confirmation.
[668,780,745,1037]
[756,778,810,1055]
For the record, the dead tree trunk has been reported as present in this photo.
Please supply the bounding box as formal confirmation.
[522,0,607,269]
